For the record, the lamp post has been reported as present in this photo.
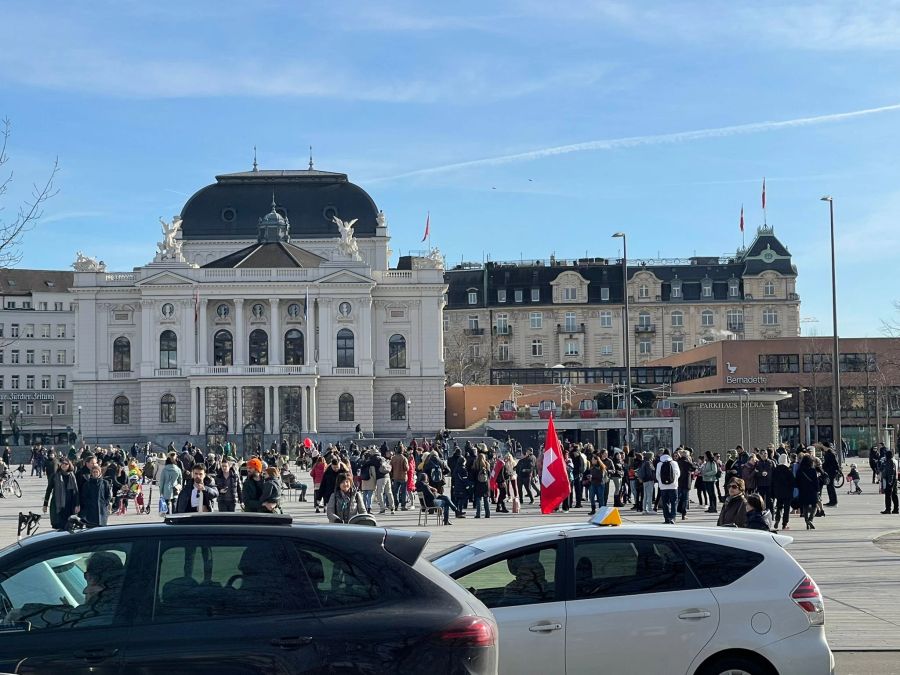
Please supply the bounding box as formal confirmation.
[77,405,82,440]
[821,196,842,454]
[49,413,54,444]
[612,232,633,450]
[407,399,412,432]
[740,388,750,449]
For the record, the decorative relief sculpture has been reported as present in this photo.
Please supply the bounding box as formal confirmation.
[72,251,106,272]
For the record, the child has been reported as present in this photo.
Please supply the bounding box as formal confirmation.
[847,464,862,495]
[746,493,774,531]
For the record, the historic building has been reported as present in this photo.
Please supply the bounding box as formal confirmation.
[0,270,76,445]
[444,226,800,380]
[72,166,447,449]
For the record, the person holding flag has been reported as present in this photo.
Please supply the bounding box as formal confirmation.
[540,415,571,515]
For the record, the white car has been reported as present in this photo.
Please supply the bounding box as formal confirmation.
[431,517,834,675]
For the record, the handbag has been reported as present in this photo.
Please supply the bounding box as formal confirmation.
[511,496,520,514]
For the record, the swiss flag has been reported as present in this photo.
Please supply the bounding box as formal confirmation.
[540,415,571,514]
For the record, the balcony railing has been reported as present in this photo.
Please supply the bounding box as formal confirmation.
[154,368,182,377]
[492,326,513,336]
[189,365,318,376]
[332,367,360,375]
[110,371,133,379]
[727,322,745,332]
[464,328,485,336]
[387,368,409,376]
[557,323,586,334]
[635,324,656,333]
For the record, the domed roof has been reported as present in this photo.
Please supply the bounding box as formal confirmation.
[179,168,380,241]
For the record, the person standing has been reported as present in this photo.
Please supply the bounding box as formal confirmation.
[822,446,840,507]
[796,454,821,529]
[214,457,241,512]
[656,449,680,524]
[700,452,719,513]
[755,450,775,512]
[772,453,796,530]
[717,478,748,527]
[472,451,491,519]
[675,449,694,521]
[174,464,219,513]
[42,457,80,530]
[241,458,265,513]
[638,452,656,513]
[390,448,410,511]
[880,450,898,515]
[79,464,112,527]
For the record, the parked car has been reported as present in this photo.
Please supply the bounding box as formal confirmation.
[0,513,497,674]
[432,519,833,675]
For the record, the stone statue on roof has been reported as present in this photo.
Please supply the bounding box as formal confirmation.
[154,216,185,263]
[72,251,106,272]
[333,215,361,260]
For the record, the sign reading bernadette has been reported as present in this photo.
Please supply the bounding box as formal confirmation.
[697,401,767,409]
[725,376,767,385]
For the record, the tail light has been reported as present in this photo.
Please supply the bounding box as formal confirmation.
[791,576,825,626]
[432,616,497,648]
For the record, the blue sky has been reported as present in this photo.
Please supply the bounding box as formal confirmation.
[2,0,899,336]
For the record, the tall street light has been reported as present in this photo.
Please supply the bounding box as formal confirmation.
[612,232,632,450]
[821,196,842,455]
[77,405,82,440]
[407,399,412,432]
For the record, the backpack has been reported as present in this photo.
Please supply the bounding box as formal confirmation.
[476,467,489,483]
[660,461,675,485]
[429,462,443,485]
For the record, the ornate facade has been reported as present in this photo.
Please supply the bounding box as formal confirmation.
[72,167,446,448]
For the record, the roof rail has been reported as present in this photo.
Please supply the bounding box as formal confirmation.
[164,512,293,526]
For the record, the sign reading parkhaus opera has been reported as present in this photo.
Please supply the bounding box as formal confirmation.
[71,162,447,450]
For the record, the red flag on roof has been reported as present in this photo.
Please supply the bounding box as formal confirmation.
[422,212,430,242]
[540,415,570,514]
[762,177,766,210]
[739,205,744,233]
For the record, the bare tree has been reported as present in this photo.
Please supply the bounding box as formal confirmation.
[444,329,489,385]
[0,118,59,268]
[881,301,900,337]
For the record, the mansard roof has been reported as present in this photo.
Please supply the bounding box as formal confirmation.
[202,242,325,269]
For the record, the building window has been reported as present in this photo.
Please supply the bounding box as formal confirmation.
[498,343,510,361]
[565,340,579,356]
[564,287,577,301]
[10,324,18,338]
[531,288,540,302]
[497,289,506,303]
[40,349,50,364]
[469,344,481,359]
[764,280,775,297]
[388,334,407,369]
[248,329,269,365]
[514,290,523,303]
[57,375,65,389]
[41,402,50,415]
[467,290,478,305]
[600,344,613,356]
[214,330,233,366]
[57,401,66,415]
[390,393,407,421]
[442,315,449,332]
[41,375,50,390]
[54,301,63,311]
[672,337,684,353]
[25,324,34,338]
[531,339,543,357]
[25,350,34,364]
[284,329,304,365]
[701,310,714,327]
[216,303,230,318]
[671,283,681,298]
[638,284,649,299]
[759,354,799,374]
[41,324,50,338]
[339,393,354,421]
[38,302,47,311]
[10,376,18,389]
[10,350,18,364]
[56,325,66,338]
[638,311,651,328]
[25,401,33,415]
[160,394,176,423]
[467,315,479,330]
[564,311,577,332]
[159,330,178,369]
[671,311,683,327]
[728,279,740,297]
[336,328,355,367]
[496,314,509,335]
[639,339,652,355]
[113,336,131,372]
[113,395,129,424]
[530,312,542,329]
[600,287,610,301]
[701,279,712,297]
[600,311,612,328]
[726,309,744,330]
[26,375,34,389]
[56,350,66,364]
[762,308,779,325]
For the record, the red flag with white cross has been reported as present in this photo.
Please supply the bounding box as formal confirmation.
[540,415,570,514]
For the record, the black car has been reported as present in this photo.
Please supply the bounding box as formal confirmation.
[0,513,497,674]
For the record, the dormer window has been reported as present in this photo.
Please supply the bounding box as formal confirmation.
[701,279,713,298]
[670,279,682,299]
[638,284,649,299]
[467,290,478,305]
[764,280,775,297]
[728,279,740,297]
[497,289,507,303]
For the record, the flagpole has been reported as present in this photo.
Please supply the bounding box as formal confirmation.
[762,177,767,227]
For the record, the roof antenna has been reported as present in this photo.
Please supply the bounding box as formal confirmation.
[252,146,258,172]
[271,189,277,211]
[308,145,314,170]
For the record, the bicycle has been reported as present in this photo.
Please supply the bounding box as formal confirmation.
[0,474,22,499]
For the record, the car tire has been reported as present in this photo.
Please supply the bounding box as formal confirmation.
[700,654,774,675]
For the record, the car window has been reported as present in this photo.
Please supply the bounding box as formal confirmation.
[573,538,694,599]
[675,540,764,587]
[0,543,132,632]
[292,542,379,608]
[153,537,313,622]
[453,546,557,609]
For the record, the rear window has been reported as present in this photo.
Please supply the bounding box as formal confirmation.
[431,544,485,573]
[676,540,764,587]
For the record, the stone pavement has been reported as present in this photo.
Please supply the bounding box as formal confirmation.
[4,472,900,655]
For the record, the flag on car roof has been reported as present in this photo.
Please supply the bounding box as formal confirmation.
[540,415,570,515]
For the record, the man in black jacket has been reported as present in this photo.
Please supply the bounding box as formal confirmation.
[675,449,695,520]
[823,446,840,507]
[214,457,241,512]
[175,464,219,513]
[755,450,775,512]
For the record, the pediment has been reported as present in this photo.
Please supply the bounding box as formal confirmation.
[137,271,196,287]
[317,269,374,285]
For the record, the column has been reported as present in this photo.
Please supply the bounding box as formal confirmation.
[301,386,309,433]
[226,386,235,437]
[359,297,373,375]
[180,298,195,369]
[273,386,281,435]
[198,386,206,436]
[191,386,199,436]
[317,298,331,370]
[140,299,153,373]
[306,296,317,367]
[263,386,271,434]
[198,299,209,365]
[309,385,317,432]
[233,300,245,365]
[269,299,281,365]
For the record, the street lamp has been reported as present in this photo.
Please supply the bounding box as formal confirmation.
[49,413,54,444]
[821,196,842,454]
[739,388,750,450]
[77,405,82,439]
[612,232,633,451]
[407,399,412,432]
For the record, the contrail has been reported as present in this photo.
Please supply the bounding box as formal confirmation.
[370,103,900,183]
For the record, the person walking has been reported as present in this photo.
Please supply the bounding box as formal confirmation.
[587,456,607,515]
[796,454,821,529]
[755,450,775,512]
[157,454,183,515]
[79,464,112,527]
[772,453,796,530]
[823,445,840,507]
[42,457,80,530]
[675,449,694,521]
[472,451,491,519]
[656,449,680,524]
[880,450,899,515]
[700,452,719,513]
[214,457,241,512]
[638,452,656,513]
[390,448,410,510]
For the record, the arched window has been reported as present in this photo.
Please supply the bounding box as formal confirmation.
[337,328,354,367]
[701,310,714,327]
[160,394,176,423]
[339,393,354,421]
[249,329,269,365]
[159,330,177,369]
[213,330,233,366]
[390,393,406,421]
[113,336,131,372]
[113,395,129,425]
[284,329,304,365]
[388,334,406,369]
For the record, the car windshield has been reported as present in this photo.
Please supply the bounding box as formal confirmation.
[430,544,485,572]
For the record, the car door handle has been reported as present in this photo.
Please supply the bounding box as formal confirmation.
[271,636,314,650]
[73,647,119,661]
[678,609,712,620]
[529,623,563,632]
